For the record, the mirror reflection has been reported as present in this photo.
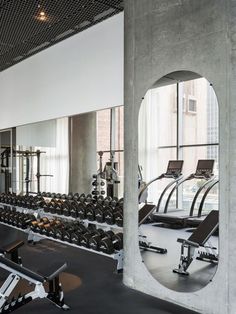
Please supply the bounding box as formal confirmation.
[0,107,124,198]
[138,72,219,292]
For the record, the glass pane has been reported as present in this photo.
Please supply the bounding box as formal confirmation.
[139,147,177,204]
[97,109,110,151]
[115,106,124,151]
[182,78,219,145]
[139,85,177,148]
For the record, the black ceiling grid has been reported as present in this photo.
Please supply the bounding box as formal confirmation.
[0,0,124,72]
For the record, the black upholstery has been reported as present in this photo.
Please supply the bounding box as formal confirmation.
[188,210,219,246]
[2,240,24,254]
[38,262,67,280]
[0,256,45,283]
[138,204,156,225]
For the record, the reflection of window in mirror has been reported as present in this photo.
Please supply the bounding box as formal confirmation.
[15,118,69,195]
[138,73,219,293]
[96,106,124,193]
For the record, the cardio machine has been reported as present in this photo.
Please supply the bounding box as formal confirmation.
[138,160,184,204]
[152,160,215,228]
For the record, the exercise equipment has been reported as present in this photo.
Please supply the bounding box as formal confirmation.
[0,251,69,312]
[187,179,219,227]
[173,210,218,275]
[152,160,215,228]
[0,240,24,264]
[89,230,114,251]
[138,204,167,254]
[139,160,184,204]
[100,232,123,254]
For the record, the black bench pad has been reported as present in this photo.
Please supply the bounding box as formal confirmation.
[0,256,45,283]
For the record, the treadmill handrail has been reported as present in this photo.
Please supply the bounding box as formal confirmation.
[189,176,216,217]
[163,174,194,213]
[156,175,183,213]
[197,180,219,217]
[138,174,164,202]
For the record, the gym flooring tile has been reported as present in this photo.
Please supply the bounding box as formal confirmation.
[0,225,199,314]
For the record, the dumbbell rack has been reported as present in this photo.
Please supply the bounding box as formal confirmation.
[0,203,124,272]
[28,231,123,271]
[41,211,123,230]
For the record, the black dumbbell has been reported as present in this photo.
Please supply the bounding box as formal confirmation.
[79,193,86,203]
[80,228,103,248]
[89,230,114,251]
[71,224,87,245]
[95,204,105,223]
[114,208,123,227]
[56,193,61,199]
[69,203,77,218]
[86,194,93,203]
[73,193,80,201]
[99,233,123,254]
[104,206,116,225]
[66,193,74,201]
[85,203,96,221]
[77,203,87,220]
[62,202,71,216]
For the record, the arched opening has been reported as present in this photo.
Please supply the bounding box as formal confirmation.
[138,71,219,292]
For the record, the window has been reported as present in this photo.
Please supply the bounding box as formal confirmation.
[96,106,124,178]
[188,97,197,113]
[139,77,219,210]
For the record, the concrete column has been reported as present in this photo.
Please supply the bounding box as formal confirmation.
[124,1,233,313]
[69,112,97,194]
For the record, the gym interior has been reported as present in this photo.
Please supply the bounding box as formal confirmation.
[0,1,235,314]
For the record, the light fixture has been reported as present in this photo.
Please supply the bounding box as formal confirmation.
[36,4,47,22]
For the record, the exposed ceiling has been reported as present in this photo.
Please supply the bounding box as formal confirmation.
[0,0,124,72]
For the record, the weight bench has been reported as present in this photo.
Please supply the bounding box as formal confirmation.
[0,254,69,313]
[139,204,167,254]
[173,210,219,275]
[0,240,24,264]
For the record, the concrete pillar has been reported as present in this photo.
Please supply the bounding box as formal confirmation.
[124,1,234,313]
[69,112,97,194]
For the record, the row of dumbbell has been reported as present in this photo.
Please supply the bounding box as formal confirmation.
[0,207,36,229]
[0,193,124,227]
[31,218,123,254]
[43,198,123,226]
[0,192,123,211]
[0,193,44,210]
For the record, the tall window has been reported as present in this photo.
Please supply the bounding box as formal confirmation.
[139,78,219,210]
[96,106,124,177]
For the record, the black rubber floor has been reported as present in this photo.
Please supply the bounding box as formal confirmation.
[0,225,199,314]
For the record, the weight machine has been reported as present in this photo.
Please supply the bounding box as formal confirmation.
[1,149,53,195]
[92,151,120,199]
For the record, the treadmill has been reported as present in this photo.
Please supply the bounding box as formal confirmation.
[138,160,184,204]
[152,160,215,228]
[186,179,219,227]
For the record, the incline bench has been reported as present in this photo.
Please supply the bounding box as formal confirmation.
[139,204,167,254]
[0,241,69,313]
[173,210,219,275]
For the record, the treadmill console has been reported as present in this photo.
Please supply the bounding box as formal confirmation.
[165,160,183,177]
[195,160,214,178]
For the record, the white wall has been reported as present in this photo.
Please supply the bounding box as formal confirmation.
[0,13,124,129]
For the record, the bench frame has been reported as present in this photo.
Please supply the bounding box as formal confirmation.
[173,210,219,275]
[0,254,69,313]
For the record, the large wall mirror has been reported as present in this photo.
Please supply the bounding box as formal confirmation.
[138,71,219,292]
[0,106,124,199]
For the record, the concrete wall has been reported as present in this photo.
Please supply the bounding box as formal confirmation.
[69,113,97,194]
[0,13,124,130]
[123,1,234,313]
